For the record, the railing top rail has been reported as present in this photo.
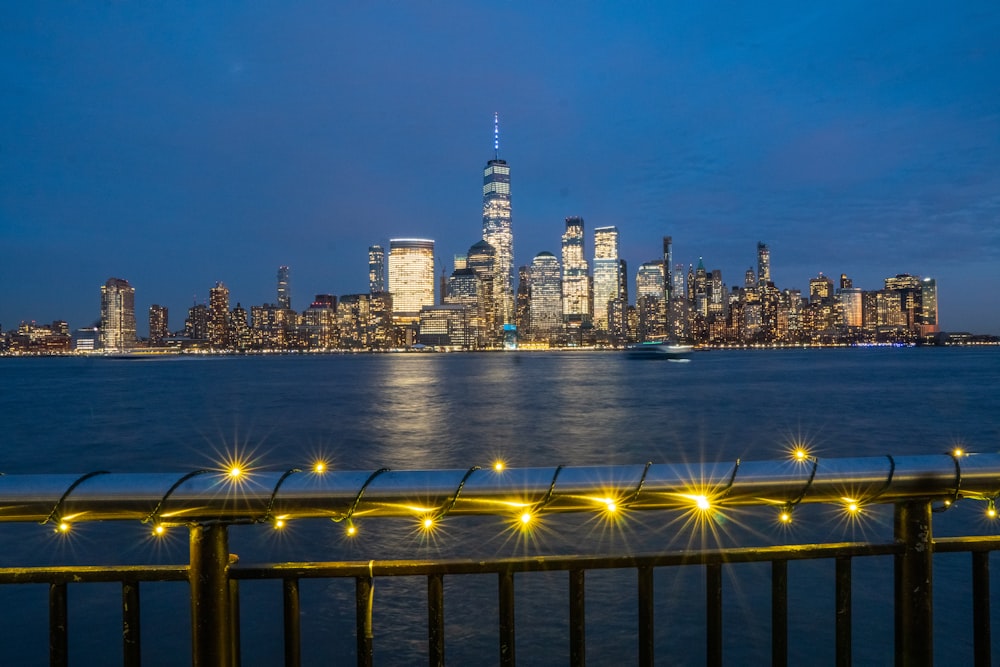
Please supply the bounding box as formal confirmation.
[1,451,998,527]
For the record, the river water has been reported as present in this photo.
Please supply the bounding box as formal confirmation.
[1,348,998,665]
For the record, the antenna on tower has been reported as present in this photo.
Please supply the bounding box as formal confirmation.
[494,112,500,160]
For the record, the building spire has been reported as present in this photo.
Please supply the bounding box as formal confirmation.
[494,112,500,160]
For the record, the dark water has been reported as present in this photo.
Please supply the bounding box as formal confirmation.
[1,348,999,665]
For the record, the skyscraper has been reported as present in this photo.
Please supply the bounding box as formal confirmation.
[388,238,435,323]
[561,216,590,324]
[100,277,136,351]
[148,305,168,346]
[528,252,562,340]
[482,113,514,328]
[757,242,771,285]
[369,245,385,294]
[277,266,291,310]
[592,226,620,331]
[209,282,230,348]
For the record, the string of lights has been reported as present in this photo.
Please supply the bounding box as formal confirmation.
[3,449,998,538]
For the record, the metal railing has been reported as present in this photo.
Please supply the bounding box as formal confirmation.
[1,452,999,666]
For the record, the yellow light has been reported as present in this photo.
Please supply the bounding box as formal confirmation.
[793,448,809,462]
[605,500,617,514]
[493,461,505,472]
[346,522,357,537]
[694,495,711,511]
[228,466,242,479]
[779,510,792,524]
[520,512,533,525]
[313,461,327,473]
[953,448,965,458]
[988,500,997,519]
[274,518,286,529]
[57,521,71,534]
[153,524,166,537]
[847,501,860,514]
[422,517,434,530]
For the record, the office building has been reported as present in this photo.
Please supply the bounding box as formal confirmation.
[277,266,291,310]
[369,246,385,294]
[757,242,771,285]
[528,252,562,340]
[149,305,168,346]
[388,238,435,323]
[482,113,514,327]
[209,282,230,348]
[592,226,620,331]
[100,277,136,351]
[561,216,591,325]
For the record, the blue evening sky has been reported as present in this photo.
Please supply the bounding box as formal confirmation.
[2,2,998,334]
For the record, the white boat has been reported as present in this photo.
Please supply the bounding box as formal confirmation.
[625,341,694,359]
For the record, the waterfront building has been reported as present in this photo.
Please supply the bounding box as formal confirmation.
[515,265,530,336]
[148,305,168,346]
[100,277,136,352]
[209,282,230,349]
[277,266,291,310]
[368,246,385,294]
[528,252,562,341]
[302,295,338,349]
[561,217,591,326]
[919,277,938,336]
[839,287,864,329]
[7,321,72,354]
[482,114,514,329]
[419,304,476,348]
[250,303,295,350]
[388,238,435,324]
[337,293,393,349]
[229,304,250,350]
[185,304,210,343]
[466,240,498,345]
[592,226,620,331]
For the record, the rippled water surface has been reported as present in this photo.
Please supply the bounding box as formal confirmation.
[1,348,999,665]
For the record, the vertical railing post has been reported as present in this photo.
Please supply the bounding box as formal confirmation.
[771,559,787,667]
[894,500,933,667]
[499,569,515,667]
[428,573,445,667]
[569,569,585,666]
[972,550,991,667]
[190,522,233,667]
[835,556,852,667]
[283,578,301,667]
[706,562,723,667]
[637,566,654,667]
[356,574,374,667]
[49,582,68,667]
[122,580,141,667]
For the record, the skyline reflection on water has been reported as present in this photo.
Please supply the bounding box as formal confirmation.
[1,348,998,665]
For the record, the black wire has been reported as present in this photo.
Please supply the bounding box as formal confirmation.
[333,468,390,523]
[42,470,110,525]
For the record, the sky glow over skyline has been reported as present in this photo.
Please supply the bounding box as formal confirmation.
[2,2,998,334]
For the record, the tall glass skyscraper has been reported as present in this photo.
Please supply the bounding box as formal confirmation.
[482,114,513,328]
[100,277,136,351]
[561,216,590,324]
[368,245,385,294]
[592,226,620,331]
[388,238,435,323]
[277,266,291,310]
[209,281,230,348]
[757,242,771,286]
[528,252,562,339]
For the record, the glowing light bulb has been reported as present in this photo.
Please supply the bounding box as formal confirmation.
[228,466,242,479]
[493,461,505,472]
[153,524,166,537]
[988,501,997,519]
[520,512,533,525]
[274,518,286,530]
[313,461,326,473]
[57,521,71,534]
[694,495,711,511]
[793,448,809,462]
[847,501,860,514]
[346,522,357,537]
[605,500,617,514]
[422,517,434,530]
[953,448,965,458]
[779,510,792,524]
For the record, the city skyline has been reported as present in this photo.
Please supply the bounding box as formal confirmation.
[2,3,998,334]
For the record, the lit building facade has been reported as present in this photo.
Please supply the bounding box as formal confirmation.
[368,245,385,294]
[388,238,435,323]
[757,242,771,285]
[528,252,562,341]
[209,282,230,348]
[561,216,591,325]
[592,226,620,331]
[482,114,514,328]
[277,266,291,310]
[149,305,168,346]
[100,277,136,351]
